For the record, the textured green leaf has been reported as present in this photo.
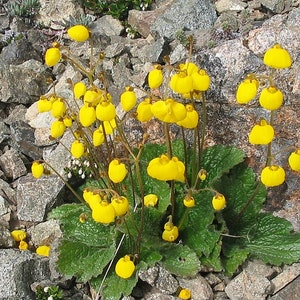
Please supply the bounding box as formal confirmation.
[201,241,223,272]
[58,240,116,282]
[247,214,300,265]
[161,244,201,277]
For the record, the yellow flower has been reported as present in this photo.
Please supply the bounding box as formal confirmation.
[288,149,300,171]
[212,193,226,211]
[249,119,274,145]
[178,288,191,300]
[51,98,66,118]
[198,169,207,181]
[136,98,153,122]
[147,154,185,182]
[50,120,66,138]
[45,47,61,67]
[259,86,283,110]
[103,119,117,134]
[263,44,292,69]
[176,104,199,128]
[92,200,116,224]
[151,98,186,123]
[120,86,137,111]
[19,241,29,250]
[83,189,102,210]
[79,104,96,127]
[144,194,158,207]
[84,89,101,106]
[148,65,163,89]
[37,97,52,112]
[183,195,195,208]
[67,25,90,42]
[261,165,286,187]
[71,140,85,159]
[31,161,44,178]
[93,127,105,146]
[180,62,199,75]
[162,221,179,242]
[96,101,116,121]
[236,75,259,104]
[73,82,87,99]
[63,116,73,127]
[115,255,135,279]
[111,196,129,216]
[11,229,27,242]
[108,159,128,183]
[170,71,193,95]
[191,69,210,91]
[36,245,51,257]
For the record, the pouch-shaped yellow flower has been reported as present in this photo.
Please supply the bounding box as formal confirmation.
[120,86,137,112]
[191,69,210,91]
[144,194,158,207]
[45,47,61,67]
[136,98,153,122]
[103,119,117,134]
[170,71,193,95]
[31,161,44,179]
[79,104,96,127]
[11,229,27,242]
[183,195,195,208]
[111,196,129,216]
[83,190,102,210]
[37,98,52,112]
[259,86,283,110]
[261,165,286,187]
[67,25,90,42]
[236,76,259,104]
[162,222,179,242]
[263,44,292,69]
[176,104,199,128]
[96,101,116,121]
[84,89,101,106]
[288,149,300,172]
[50,120,66,138]
[19,240,29,250]
[249,119,274,145]
[148,65,163,89]
[63,116,73,127]
[147,155,177,181]
[71,140,85,159]
[36,245,51,257]
[178,289,192,300]
[115,255,135,279]
[108,159,128,183]
[51,98,66,118]
[212,193,226,211]
[73,82,87,99]
[93,127,105,146]
[92,200,116,224]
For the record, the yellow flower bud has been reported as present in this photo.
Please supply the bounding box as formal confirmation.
[144,194,159,207]
[67,25,90,42]
[63,116,73,127]
[170,71,193,95]
[79,104,96,127]
[84,89,101,106]
[73,82,87,99]
[11,229,27,242]
[288,149,300,172]
[111,196,129,216]
[176,104,199,128]
[93,127,105,146]
[212,193,226,211]
[136,98,153,122]
[179,62,199,75]
[96,101,116,121]
[191,69,210,91]
[108,159,128,183]
[51,98,66,118]
[162,221,179,242]
[261,165,286,187]
[92,200,116,224]
[31,161,44,179]
[120,86,137,111]
[37,98,52,112]
[115,255,135,279]
[198,169,207,181]
[36,245,51,257]
[259,86,283,111]
[236,76,259,104]
[249,119,274,145]
[50,120,66,138]
[183,195,195,208]
[263,44,292,69]
[19,240,29,250]
[44,47,61,67]
[83,189,102,210]
[148,65,163,89]
[71,140,85,159]
[178,288,191,300]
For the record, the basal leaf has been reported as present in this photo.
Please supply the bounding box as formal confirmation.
[58,240,116,282]
[161,244,201,277]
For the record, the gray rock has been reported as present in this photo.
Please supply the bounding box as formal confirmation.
[0,148,27,180]
[269,274,300,300]
[0,224,13,248]
[91,15,124,37]
[0,121,10,144]
[215,0,247,13]
[150,0,217,40]
[0,178,16,205]
[0,249,51,299]
[0,59,50,104]
[261,0,291,13]
[178,275,214,300]
[138,265,179,294]
[0,195,9,217]
[4,104,27,126]
[16,174,65,222]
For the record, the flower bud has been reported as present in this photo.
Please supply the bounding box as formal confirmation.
[144,194,158,207]
[36,245,51,257]
[67,25,90,42]
[115,255,135,279]
[92,200,116,224]
[50,120,66,138]
[11,229,27,242]
[148,65,163,89]
[236,76,259,104]
[249,119,274,145]
[71,140,85,159]
[79,104,96,127]
[263,44,292,69]
[261,165,286,187]
[288,149,300,172]
[212,193,226,211]
[31,161,44,179]
[120,86,137,112]
[108,159,128,183]
[162,222,179,242]
[136,98,153,122]
[96,101,116,121]
[111,196,129,216]
[73,82,87,99]
[259,86,283,110]
[45,47,61,67]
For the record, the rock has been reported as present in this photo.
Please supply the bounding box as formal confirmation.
[215,0,247,13]
[261,0,290,13]
[0,249,51,299]
[0,178,16,205]
[0,121,10,145]
[150,0,217,40]
[0,148,27,180]
[4,104,27,126]
[269,274,300,300]
[0,59,50,105]
[138,265,179,294]
[0,223,13,247]
[16,174,65,222]
[178,275,214,300]
[37,0,84,29]
[91,15,124,37]
[225,260,276,299]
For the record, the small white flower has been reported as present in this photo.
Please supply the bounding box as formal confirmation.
[78,168,83,175]
[81,173,86,179]
[44,286,49,293]
[47,296,54,300]
[67,172,72,178]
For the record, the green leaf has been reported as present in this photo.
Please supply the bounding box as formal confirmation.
[161,244,201,277]
[247,214,300,265]
[58,240,116,282]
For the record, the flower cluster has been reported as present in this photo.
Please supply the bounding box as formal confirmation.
[236,43,299,187]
